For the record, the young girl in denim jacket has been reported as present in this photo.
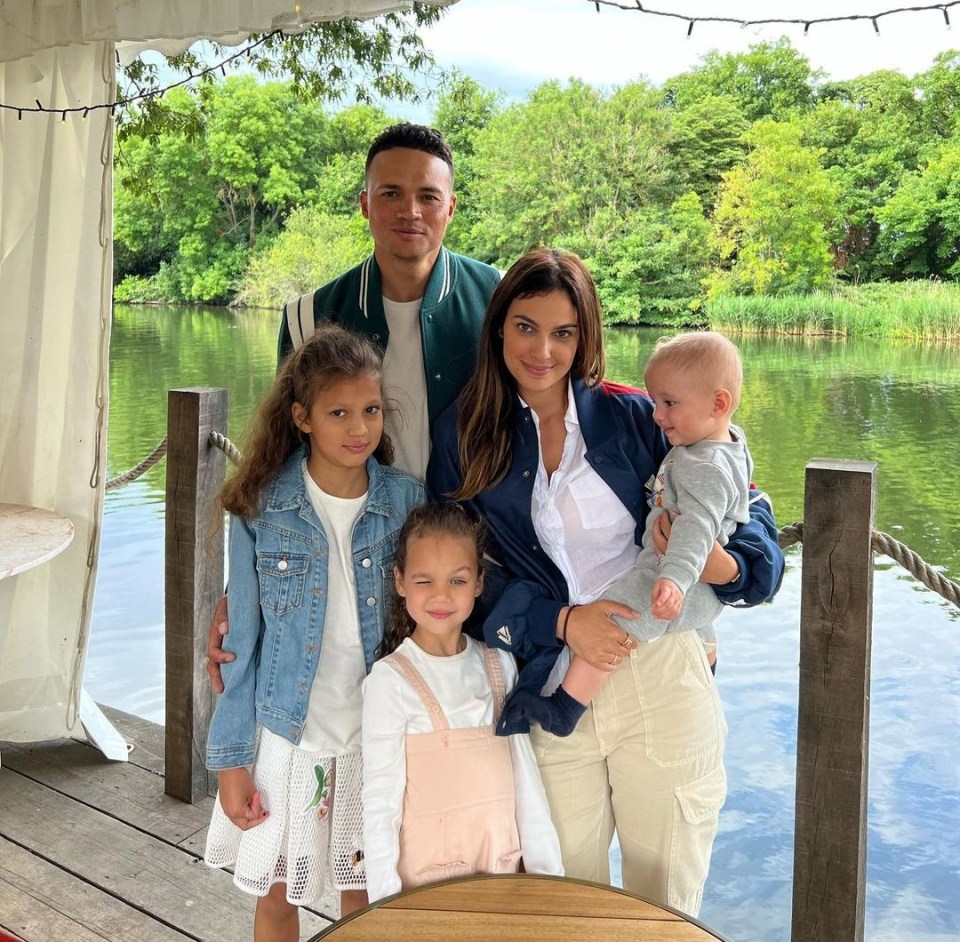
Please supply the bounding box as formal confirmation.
[204,325,423,940]
[360,503,562,903]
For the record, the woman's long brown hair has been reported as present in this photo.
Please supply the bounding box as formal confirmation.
[220,324,393,519]
[449,248,606,500]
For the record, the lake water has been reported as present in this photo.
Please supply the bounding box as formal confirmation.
[88,305,960,941]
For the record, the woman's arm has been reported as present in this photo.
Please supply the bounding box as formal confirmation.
[361,663,407,903]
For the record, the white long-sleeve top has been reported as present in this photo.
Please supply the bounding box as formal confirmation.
[361,635,563,902]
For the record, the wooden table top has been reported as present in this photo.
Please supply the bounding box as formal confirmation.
[0,502,75,579]
[308,874,730,942]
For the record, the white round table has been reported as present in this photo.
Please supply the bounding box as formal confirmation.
[0,503,75,579]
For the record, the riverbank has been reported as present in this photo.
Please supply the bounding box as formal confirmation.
[699,281,960,340]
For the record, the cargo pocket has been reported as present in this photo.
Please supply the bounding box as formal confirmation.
[668,764,727,917]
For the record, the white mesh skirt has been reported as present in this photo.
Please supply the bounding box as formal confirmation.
[204,728,365,905]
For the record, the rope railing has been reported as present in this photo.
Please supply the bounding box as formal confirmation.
[104,438,168,491]
[779,521,960,609]
[208,430,244,466]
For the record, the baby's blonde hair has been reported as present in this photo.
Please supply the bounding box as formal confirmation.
[645,331,743,409]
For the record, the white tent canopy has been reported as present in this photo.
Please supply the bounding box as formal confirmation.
[0,0,452,747]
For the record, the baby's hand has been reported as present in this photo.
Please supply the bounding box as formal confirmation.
[651,578,683,621]
[218,766,269,830]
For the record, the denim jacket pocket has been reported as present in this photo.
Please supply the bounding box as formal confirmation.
[257,552,309,615]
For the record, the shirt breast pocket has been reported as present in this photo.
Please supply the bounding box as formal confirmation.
[568,471,631,530]
[257,552,309,615]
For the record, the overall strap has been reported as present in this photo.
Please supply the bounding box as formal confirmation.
[481,646,506,718]
[387,652,450,732]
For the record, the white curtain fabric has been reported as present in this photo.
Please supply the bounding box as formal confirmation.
[0,0,455,65]
[0,40,114,742]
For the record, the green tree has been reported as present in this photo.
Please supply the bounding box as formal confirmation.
[707,119,840,297]
[663,38,822,123]
[235,206,372,309]
[805,71,922,279]
[663,94,749,211]
[465,79,671,266]
[915,50,960,143]
[432,72,503,251]
[114,80,362,302]
[874,142,960,278]
[586,192,712,325]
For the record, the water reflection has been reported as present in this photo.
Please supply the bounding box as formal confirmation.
[86,308,960,941]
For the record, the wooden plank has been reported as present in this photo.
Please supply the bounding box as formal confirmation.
[0,837,187,942]
[792,460,876,942]
[1,740,212,845]
[0,767,329,940]
[313,909,715,942]
[99,704,166,775]
[165,388,227,803]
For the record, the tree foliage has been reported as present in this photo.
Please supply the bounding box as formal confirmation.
[113,35,960,317]
[117,5,446,140]
[707,120,840,297]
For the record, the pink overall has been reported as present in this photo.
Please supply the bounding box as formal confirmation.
[387,646,523,889]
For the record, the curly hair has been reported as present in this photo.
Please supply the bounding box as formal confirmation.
[220,325,393,519]
[376,503,488,659]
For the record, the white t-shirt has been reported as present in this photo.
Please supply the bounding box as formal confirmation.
[299,464,367,754]
[381,296,430,480]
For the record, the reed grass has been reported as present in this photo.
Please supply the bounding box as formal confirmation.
[703,281,960,341]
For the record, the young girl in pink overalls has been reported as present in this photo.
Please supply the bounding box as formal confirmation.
[360,503,562,902]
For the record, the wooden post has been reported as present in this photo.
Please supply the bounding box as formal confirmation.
[792,459,876,942]
[164,388,227,803]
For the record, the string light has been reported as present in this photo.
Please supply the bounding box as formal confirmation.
[589,0,960,36]
[0,30,279,121]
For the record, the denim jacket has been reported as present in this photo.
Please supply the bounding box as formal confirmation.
[207,448,424,770]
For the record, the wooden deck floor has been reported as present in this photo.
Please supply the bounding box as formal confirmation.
[0,706,335,941]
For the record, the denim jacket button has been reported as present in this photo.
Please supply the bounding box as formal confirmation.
[521,470,531,479]
[362,558,372,568]
[277,559,288,571]
[366,597,376,607]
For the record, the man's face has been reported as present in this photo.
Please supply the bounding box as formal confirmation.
[360,147,456,264]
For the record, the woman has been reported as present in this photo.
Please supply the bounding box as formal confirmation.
[427,248,783,916]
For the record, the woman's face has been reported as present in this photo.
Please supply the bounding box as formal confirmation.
[501,290,580,404]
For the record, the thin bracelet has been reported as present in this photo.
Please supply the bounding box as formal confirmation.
[561,604,579,645]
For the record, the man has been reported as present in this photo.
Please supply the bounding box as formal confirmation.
[208,123,500,689]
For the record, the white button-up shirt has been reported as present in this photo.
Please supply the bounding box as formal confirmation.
[526,382,640,606]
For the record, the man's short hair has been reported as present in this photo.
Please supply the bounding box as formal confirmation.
[365,123,455,184]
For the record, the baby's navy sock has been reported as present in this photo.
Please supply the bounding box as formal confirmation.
[498,686,586,738]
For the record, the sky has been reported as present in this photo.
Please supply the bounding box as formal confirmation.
[412,0,960,104]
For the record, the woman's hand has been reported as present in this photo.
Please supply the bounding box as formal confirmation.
[218,767,269,830]
[559,600,638,671]
[650,513,738,586]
